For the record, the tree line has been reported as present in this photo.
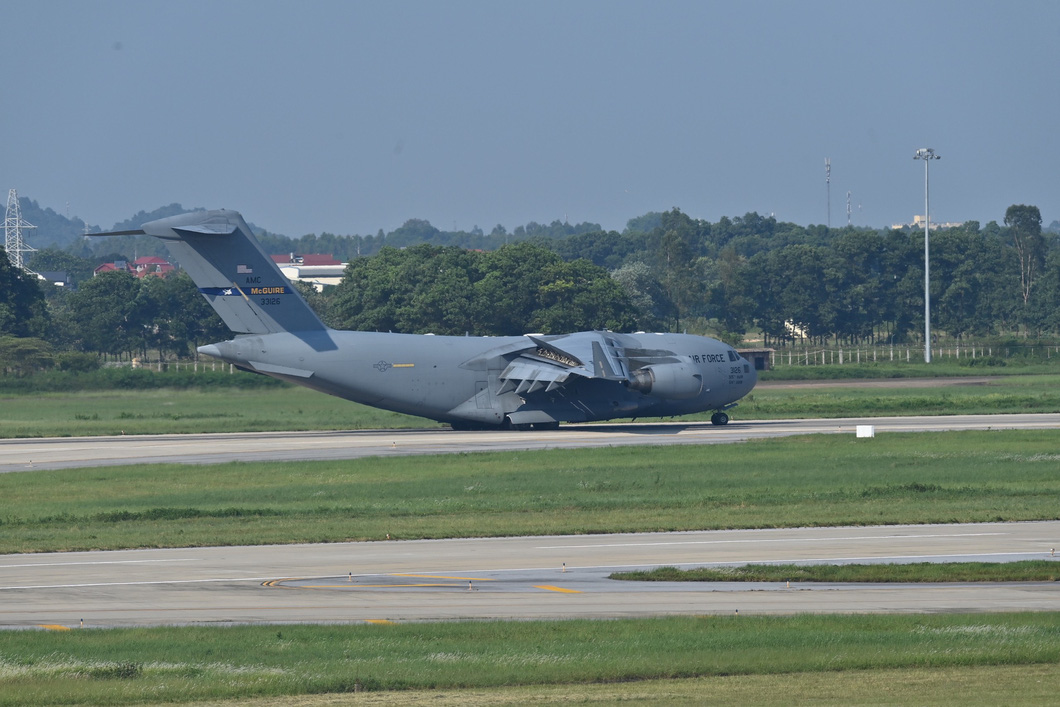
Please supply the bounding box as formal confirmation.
[2,203,1058,374]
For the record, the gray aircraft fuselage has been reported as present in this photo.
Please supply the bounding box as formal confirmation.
[99,209,757,429]
[199,329,757,427]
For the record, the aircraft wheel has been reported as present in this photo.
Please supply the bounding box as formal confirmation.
[710,412,729,426]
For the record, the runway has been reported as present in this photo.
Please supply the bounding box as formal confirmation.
[3,413,1059,473]
[3,416,1058,629]
[1,522,1057,628]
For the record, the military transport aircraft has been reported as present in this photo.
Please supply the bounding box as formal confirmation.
[97,209,757,429]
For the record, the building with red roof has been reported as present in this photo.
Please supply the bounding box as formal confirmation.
[93,256,175,278]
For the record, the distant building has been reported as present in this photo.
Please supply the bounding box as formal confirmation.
[738,348,773,371]
[131,256,175,277]
[93,260,127,275]
[271,253,346,291]
[36,271,71,287]
[891,215,965,230]
[93,256,175,278]
[270,253,342,267]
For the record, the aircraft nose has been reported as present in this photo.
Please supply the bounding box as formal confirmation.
[745,362,759,391]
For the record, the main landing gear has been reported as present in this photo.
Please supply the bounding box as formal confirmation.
[710,411,730,426]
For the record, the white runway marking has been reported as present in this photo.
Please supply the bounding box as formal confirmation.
[536,532,1007,550]
[0,576,276,591]
[691,551,1054,566]
[0,558,200,569]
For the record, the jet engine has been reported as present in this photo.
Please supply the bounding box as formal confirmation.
[628,363,703,399]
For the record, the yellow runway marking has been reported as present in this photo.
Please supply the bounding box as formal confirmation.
[304,583,463,589]
[38,624,71,631]
[390,574,494,581]
[264,574,497,590]
[365,619,395,625]
[534,585,582,593]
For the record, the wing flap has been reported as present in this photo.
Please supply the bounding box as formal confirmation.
[497,332,633,395]
[498,359,573,395]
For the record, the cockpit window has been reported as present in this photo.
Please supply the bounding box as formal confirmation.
[727,350,740,362]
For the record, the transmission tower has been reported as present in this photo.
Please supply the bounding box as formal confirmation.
[4,189,37,272]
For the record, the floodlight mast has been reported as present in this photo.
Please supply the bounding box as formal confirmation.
[913,148,940,363]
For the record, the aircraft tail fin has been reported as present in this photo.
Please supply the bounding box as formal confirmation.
[100,209,328,335]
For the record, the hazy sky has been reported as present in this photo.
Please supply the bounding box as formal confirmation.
[3,1,1057,236]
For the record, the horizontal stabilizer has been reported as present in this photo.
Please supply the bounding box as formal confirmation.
[174,223,238,236]
[92,229,147,237]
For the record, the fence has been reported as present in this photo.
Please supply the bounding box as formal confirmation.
[771,344,1060,366]
[105,359,237,373]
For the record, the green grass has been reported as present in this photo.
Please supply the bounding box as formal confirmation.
[3,381,1059,705]
[759,358,1057,380]
[178,665,1060,706]
[3,430,1059,554]
[0,386,435,438]
[4,373,1060,437]
[1,614,1057,705]
[734,373,1060,419]
[613,560,1060,583]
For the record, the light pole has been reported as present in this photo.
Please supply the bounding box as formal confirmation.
[914,148,940,363]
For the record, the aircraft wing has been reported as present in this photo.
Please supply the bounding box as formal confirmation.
[495,331,630,395]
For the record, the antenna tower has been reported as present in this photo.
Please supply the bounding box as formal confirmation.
[825,158,831,228]
[4,189,37,272]
[846,191,852,226]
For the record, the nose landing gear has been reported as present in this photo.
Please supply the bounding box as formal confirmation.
[710,411,730,426]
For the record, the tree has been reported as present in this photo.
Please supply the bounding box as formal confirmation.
[528,259,637,334]
[1005,204,1045,306]
[328,241,637,337]
[652,209,705,331]
[611,261,670,331]
[0,336,54,375]
[473,242,568,335]
[28,248,97,285]
[329,245,478,335]
[163,272,230,352]
[66,271,144,357]
[0,247,50,338]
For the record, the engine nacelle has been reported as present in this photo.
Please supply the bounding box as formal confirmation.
[628,363,703,400]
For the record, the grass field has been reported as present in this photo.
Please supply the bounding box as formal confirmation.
[4,371,1060,705]
[742,373,1060,418]
[4,373,1060,438]
[3,429,1059,554]
[1,614,1057,705]
[613,560,1060,583]
[0,386,434,438]
[178,665,1060,706]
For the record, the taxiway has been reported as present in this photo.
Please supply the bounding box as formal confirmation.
[2,522,1057,628]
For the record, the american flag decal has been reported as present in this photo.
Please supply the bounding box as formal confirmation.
[237,264,253,274]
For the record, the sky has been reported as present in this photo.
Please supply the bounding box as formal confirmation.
[3,0,1058,237]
